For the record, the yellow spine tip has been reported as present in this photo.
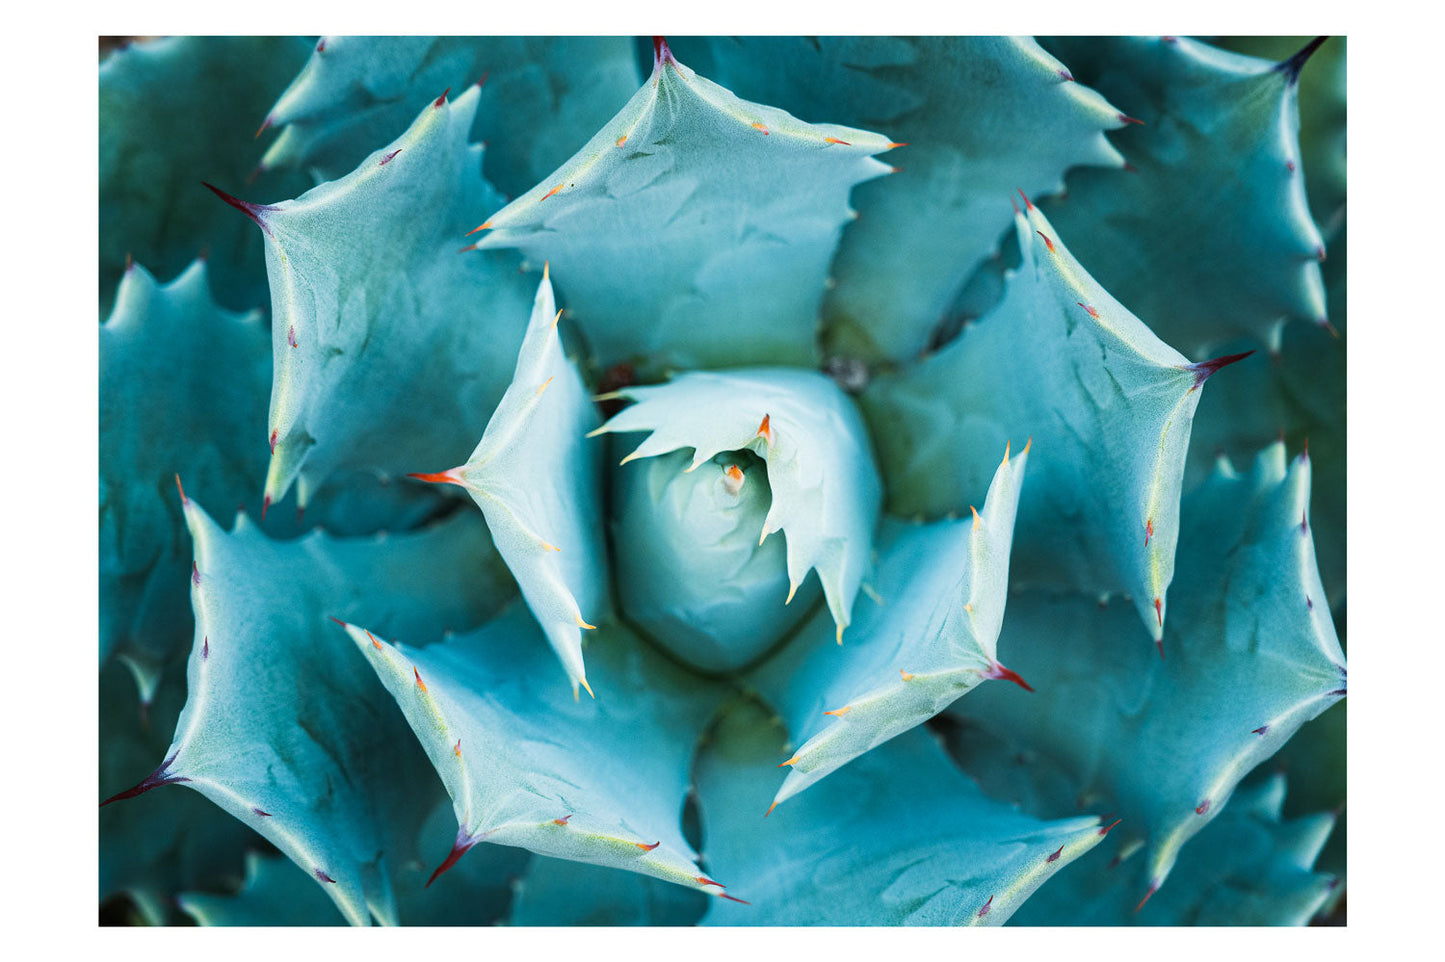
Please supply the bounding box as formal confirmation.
[900,669,915,681]
[536,376,555,397]
[576,615,597,630]
[823,705,852,717]
[1003,440,1011,465]
[835,624,845,645]
[784,582,798,605]
[971,505,981,531]
[552,308,562,330]
[579,676,595,699]
[542,260,550,280]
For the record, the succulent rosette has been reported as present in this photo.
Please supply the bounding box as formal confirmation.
[100,35,1346,926]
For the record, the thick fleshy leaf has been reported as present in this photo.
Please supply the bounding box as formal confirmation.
[863,203,1230,642]
[343,607,736,903]
[694,699,1107,925]
[1009,774,1338,925]
[234,84,535,511]
[261,36,640,198]
[100,36,314,315]
[668,36,1127,363]
[610,447,819,673]
[469,39,896,372]
[595,367,880,641]
[509,857,708,926]
[103,501,515,926]
[179,802,529,925]
[952,443,1346,898]
[99,655,258,925]
[412,271,608,695]
[100,261,268,687]
[1038,36,1329,356]
[749,444,1029,810]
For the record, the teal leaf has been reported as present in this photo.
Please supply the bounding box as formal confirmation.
[261,37,641,199]
[99,656,257,925]
[749,444,1028,810]
[342,607,735,902]
[1038,36,1329,356]
[952,443,1346,897]
[100,261,268,685]
[100,36,314,316]
[1009,774,1339,925]
[103,500,515,926]
[694,699,1107,925]
[470,39,897,372]
[610,447,820,673]
[595,367,881,642]
[410,271,609,695]
[232,84,535,511]
[509,857,708,926]
[668,36,1127,363]
[178,852,342,926]
[863,203,1232,642]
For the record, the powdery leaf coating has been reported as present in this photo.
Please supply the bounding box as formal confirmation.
[864,203,1233,643]
[667,36,1127,362]
[242,85,534,511]
[595,367,881,642]
[751,443,1029,809]
[694,700,1107,925]
[1039,36,1329,357]
[260,36,641,199]
[100,36,314,315]
[113,499,514,926]
[953,443,1346,897]
[1009,774,1339,925]
[344,606,736,903]
[470,40,897,372]
[413,271,608,696]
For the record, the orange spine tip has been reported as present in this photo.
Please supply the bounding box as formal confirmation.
[1153,597,1163,627]
[755,413,773,445]
[899,669,915,681]
[174,474,188,506]
[453,739,462,758]
[1077,302,1100,318]
[465,220,492,236]
[1017,187,1033,210]
[537,376,555,397]
[778,754,800,768]
[1036,230,1055,254]
[823,136,850,145]
[1144,518,1154,547]
[269,429,278,455]
[636,841,661,851]
[764,801,779,818]
[554,815,572,825]
[616,134,628,148]
[970,505,981,531]
[407,469,466,487]
[823,705,852,717]
[540,540,561,553]
[413,666,427,692]
[540,183,565,201]
[697,877,725,888]
[751,121,770,135]
[575,614,596,630]
[886,141,908,149]
[1135,883,1159,913]
[365,629,382,650]
[1099,818,1122,836]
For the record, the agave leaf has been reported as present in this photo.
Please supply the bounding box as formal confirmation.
[261,36,641,198]
[100,36,314,316]
[100,261,269,688]
[509,857,708,926]
[595,367,880,641]
[749,444,1028,810]
[99,656,257,925]
[863,203,1231,643]
[470,39,896,372]
[952,443,1346,899]
[1009,774,1338,925]
[1038,36,1329,356]
[179,801,529,925]
[229,84,535,511]
[694,699,1107,925]
[411,271,608,696]
[102,500,515,926]
[668,36,1127,363]
[342,606,736,903]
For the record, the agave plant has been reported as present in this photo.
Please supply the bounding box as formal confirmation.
[99,34,1347,926]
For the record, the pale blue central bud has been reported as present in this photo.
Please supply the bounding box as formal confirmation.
[612,448,820,673]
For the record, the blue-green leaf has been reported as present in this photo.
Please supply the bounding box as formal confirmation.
[952,443,1345,898]
[749,443,1028,810]
[470,39,896,372]
[509,857,707,926]
[343,606,734,902]
[410,271,609,696]
[694,699,1107,925]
